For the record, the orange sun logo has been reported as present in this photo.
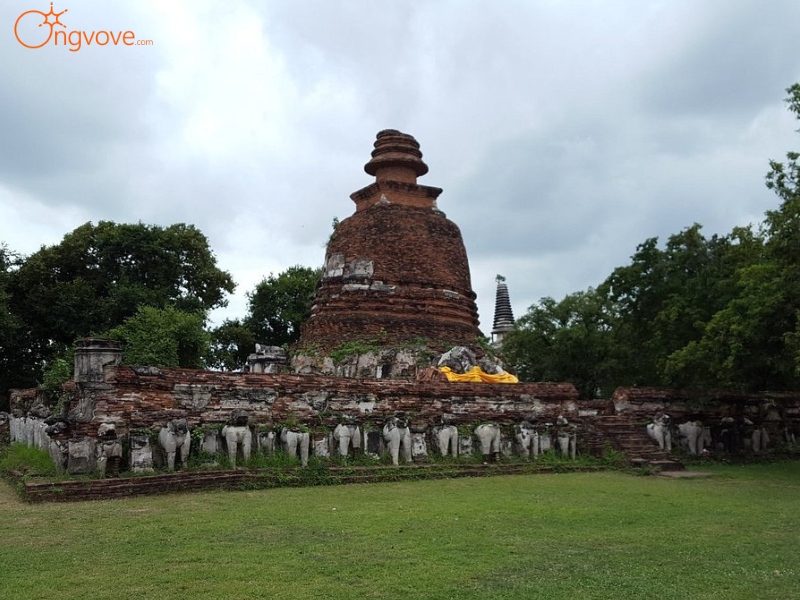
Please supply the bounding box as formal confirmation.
[14,2,68,49]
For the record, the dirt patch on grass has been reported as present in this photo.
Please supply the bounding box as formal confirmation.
[658,470,715,478]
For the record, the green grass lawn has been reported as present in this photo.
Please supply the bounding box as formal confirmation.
[1,463,799,599]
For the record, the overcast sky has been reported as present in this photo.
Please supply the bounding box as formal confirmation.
[2,0,799,335]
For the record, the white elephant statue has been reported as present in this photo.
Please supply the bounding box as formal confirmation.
[515,422,538,459]
[96,423,123,477]
[281,428,310,466]
[222,424,253,468]
[474,424,501,462]
[383,417,412,465]
[555,416,577,459]
[701,426,713,450]
[646,414,672,452]
[678,421,704,455]
[434,424,459,457]
[257,430,276,455]
[411,432,428,460]
[556,432,577,459]
[333,422,361,458]
[751,426,769,453]
[130,434,154,473]
[158,419,191,470]
[783,427,796,446]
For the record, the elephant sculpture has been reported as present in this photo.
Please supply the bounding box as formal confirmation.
[554,416,577,459]
[223,425,253,468]
[383,416,412,465]
[257,430,276,455]
[720,416,739,452]
[280,428,310,467]
[221,410,253,468]
[158,418,191,470]
[434,424,459,457]
[515,421,538,459]
[474,423,501,462]
[333,421,362,458]
[96,423,123,477]
[678,421,704,455]
[49,439,69,473]
[783,426,797,446]
[646,414,672,452]
[746,419,769,453]
[129,434,154,473]
[701,426,713,450]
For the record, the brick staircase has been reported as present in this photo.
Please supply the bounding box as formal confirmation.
[591,415,683,471]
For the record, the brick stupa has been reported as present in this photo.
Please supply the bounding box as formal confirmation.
[292,130,483,377]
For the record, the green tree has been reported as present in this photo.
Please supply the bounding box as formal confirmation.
[766,83,800,205]
[206,319,256,371]
[245,266,321,347]
[664,261,787,390]
[0,244,38,410]
[504,289,618,398]
[6,221,234,377]
[106,306,210,369]
[600,224,761,388]
[666,84,800,391]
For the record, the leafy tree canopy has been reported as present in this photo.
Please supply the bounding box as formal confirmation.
[0,244,37,409]
[206,319,257,372]
[245,266,321,348]
[106,306,210,369]
[504,289,618,398]
[7,221,234,357]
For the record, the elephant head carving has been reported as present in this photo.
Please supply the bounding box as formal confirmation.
[158,418,191,470]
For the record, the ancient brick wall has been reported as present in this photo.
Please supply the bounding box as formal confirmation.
[75,366,580,437]
[612,387,800,423]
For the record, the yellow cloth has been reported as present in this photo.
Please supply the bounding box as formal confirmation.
[438,366,519,384]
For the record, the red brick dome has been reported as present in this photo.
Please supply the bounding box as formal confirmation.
[297,130,482,357]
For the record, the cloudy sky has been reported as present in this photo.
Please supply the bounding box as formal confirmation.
[2,0,799,335]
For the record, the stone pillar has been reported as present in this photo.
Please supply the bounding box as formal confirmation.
[74,338,122,383]
[247,344,288,374]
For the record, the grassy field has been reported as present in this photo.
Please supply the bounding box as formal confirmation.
[1,463,799,599]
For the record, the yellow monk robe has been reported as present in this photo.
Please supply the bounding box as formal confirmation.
[438,366,519,384]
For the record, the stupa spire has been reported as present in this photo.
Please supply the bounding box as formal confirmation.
[491,276,515,345]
